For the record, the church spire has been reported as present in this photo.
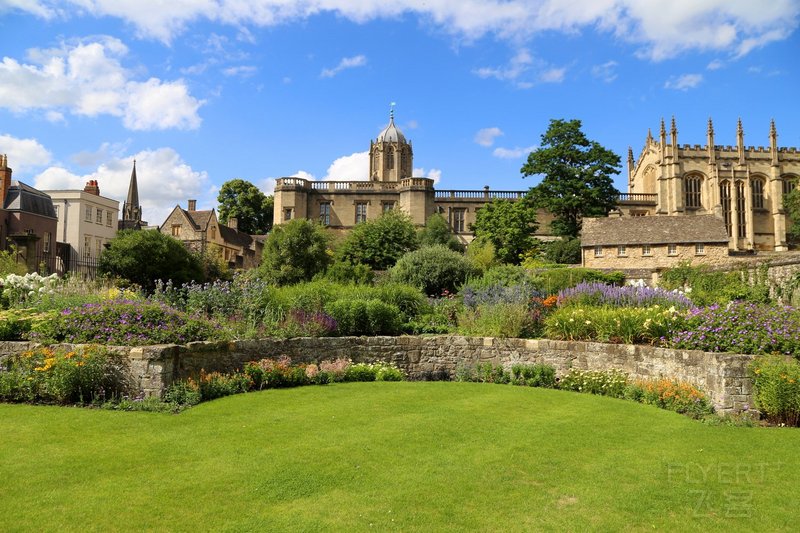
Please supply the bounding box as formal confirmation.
[627,146,635,182]
[670,115,678,147]
[121,159,143,229]
[659,117,666,156]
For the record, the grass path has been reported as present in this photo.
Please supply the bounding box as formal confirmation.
[1,382,798,532]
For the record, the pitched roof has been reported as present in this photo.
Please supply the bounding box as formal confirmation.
[184,209,213,230]
[3,180,57,218]
[581,215,730,246]
[218,224,253,248]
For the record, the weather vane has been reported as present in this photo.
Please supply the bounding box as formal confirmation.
[390,101,396,120]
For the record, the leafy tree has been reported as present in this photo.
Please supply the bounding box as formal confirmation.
[418,213,464,252]
[390,245,478,296]
[542,237,582,264]
[259,219,330,285]
[99,230,204,292]
[785,187,800,245]
[217,179,274,234]
[522,119,620,237]
[465,237,498,273]
[336,210,418,270]
[470,198,539,265]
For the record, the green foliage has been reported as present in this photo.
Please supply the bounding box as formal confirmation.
[0,247,26,278]
[99,230,204,292]
[465,237,498,273]
[390,245,477,296]
[325,299,402,336]
[31,300,215,346]
[464,264,532,291]
[163,380,202,406]
[544,306,683,344]
[259,219,331,285]
[216,178,274,234]
[559,369,628,397]
[0,346,130,405]
[522,118,621,237]
[532,267,624,295]
[541,237,582,264]
[750,355,800,426]
[454,362,510,384]
[457,303,541,338]
[785,187,800,245]
[418,213,464,252]
[658,262,770,305]
[323,259,375,285]
[471,198,539,264]
[336,210,418,270]
[510,363,557,387]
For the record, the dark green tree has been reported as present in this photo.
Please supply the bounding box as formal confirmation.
[336,210,419,270]
[785,187,800,245]
[470,198,539,265]
[217,179,274,234]
[522,119,620,237]
[542,237,582,264]
[98,230,204,292]
[259,219,330,285]
[418,213,464,252]
[390,245,478,296]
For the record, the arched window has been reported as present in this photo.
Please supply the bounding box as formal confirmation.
[736,181,747,238]
[751,178,765,209]
[784,176,798,196]
[386,148,394,170]
[720,180,732,236]
[684,175,702,208]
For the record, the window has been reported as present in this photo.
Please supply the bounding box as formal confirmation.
[319,202,331,226]
[684,175,702,208]
[386,148,394,170]
[642,244,652,256]
[43,232,51,254]
[783,178,798,196]
[452,208,466,233]
[695,243,705,255]
[171,224,181,237]
[96,208,103,224]
[593,246,603,257]
[83,235,91,258]
[85,206,92,221]
[751,178,765,209]
[106,211,112,226]
[736,181,747,239]
[720,181,732,236]
[617,245,627,257]
[383,202,395,213]
[283,208,293,221]
[668,244,677,256]
[96,239,102,257]
[355,202,368,224]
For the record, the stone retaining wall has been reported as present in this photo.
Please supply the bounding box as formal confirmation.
[1,336,754,412]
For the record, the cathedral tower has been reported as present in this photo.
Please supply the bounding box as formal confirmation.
[369,107,413,182]
[120,160,143,229]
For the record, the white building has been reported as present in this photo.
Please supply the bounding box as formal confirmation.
[43,180,120,260]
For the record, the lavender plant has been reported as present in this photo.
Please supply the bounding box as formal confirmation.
[557,282,692,309]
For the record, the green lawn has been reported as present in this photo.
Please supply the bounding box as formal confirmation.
[1,382,798,532]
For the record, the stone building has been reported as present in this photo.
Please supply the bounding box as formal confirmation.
[620,118,800,252]
[42,181,120,264]
[159,200,262,269]
[273,111,553,243]
[0,155,58,271]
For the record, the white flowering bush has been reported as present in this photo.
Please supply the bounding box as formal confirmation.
[0,272,60,307]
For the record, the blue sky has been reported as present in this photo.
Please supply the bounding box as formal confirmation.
[1,1,799,225]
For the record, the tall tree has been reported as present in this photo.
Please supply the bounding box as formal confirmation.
[217,179,274,234]
[336,210,419,270]
[470,198,539,265]
[522,119,620,238]
[258,219,330,285]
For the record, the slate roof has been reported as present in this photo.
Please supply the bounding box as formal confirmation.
[218,224,253,248]
[581,215,730,246]
[184,209,213,230]
[3,180,57,218]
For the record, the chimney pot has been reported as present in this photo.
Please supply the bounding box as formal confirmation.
[188,199,197,211]
[228,217,238,230]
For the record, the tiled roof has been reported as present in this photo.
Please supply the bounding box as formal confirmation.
[218,224,253,248]
[184,209,213,230]
[581,215,730,246]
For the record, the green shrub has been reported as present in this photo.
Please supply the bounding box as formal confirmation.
[532,268,624,295]
[390,245,478,296]
[544,305,683,345]
[541,237,582,265]
[659,262,770,306]
[750,355,800,426]
[0,346,131,405]
[195,370,252,401]
[259,219,331,286]
[326,299,402,336]
[558,369,628,398]
[510,363,556,387]
[164,380,202,406]
[454,362,510,384]
[463,265,532,291]
[344,363,377,382]
[336,210,419,270]
[324,260,375,285]
[31,300,216,346]
[457,303,541,338]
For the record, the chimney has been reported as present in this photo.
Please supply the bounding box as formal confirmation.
[188,199,197,211]
[228,217,238,230]
[84,179,100,195]
[0,154,11,204]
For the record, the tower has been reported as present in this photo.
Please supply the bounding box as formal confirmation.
[369,105,413,182]
[120,160,143,229]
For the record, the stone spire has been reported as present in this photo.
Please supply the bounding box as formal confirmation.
[627,146,635,181]
[770,119,778,165]
[121,159,143,229]
[707,117,715,163]
[670,115,678,148]
[646,128,653,145]
[659,118,667,157]
[737,118,745,165]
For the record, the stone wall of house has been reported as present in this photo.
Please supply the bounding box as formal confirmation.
[0,336,754,412]
[584,242,730,270]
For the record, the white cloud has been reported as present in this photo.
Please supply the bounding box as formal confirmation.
[706,59,724,70]
[222,65,258,77]
[474,127,504,147]
[664,73,703,91]
[33,147,210,225]
[474,49,533,82]
[0,36,203,130]
[474,49,566,87]
[591,60,618,82]
[11,1,797,59]
[323,151,369,181]
[539,67,566,83]
[291,170,315,181]
[0,134,52,172]
[320,55,367,78]
[492,145,536,159]
[413,167,442,185]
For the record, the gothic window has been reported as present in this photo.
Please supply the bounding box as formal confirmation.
[319,202,331,226]
[736,181,747,238]
[684,175,702,209]
[784,177,798,196]
[720,181,732,236]
[751,178,765,209]
[386,148,394,170]
[355,202,368,224]
[452,208,466,233]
